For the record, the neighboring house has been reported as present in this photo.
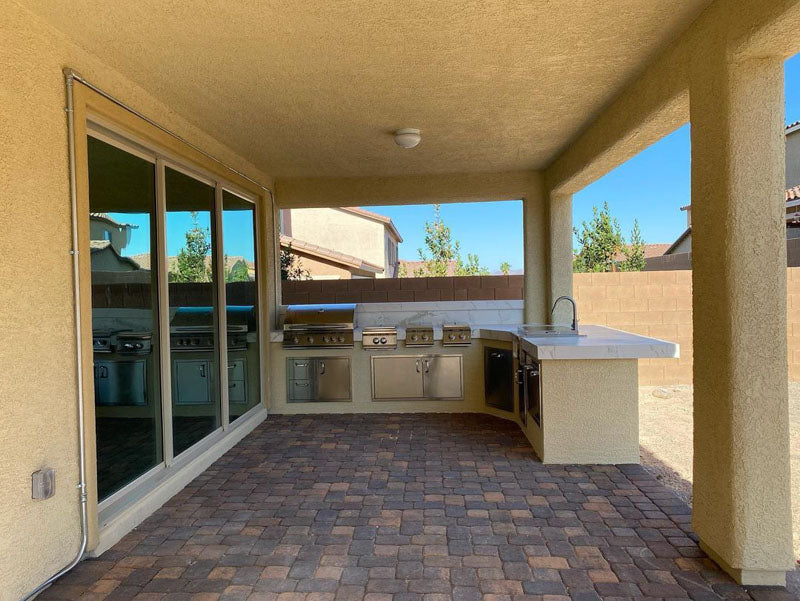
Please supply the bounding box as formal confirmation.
[89,213,149,282]
[647,124,800,270]
[281,207,402,279]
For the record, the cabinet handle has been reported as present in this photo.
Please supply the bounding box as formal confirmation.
[319,361,326,375]
[295,381,309,387]
[415,359,421,373]
[199,364,206,378]
[423,359,430,373]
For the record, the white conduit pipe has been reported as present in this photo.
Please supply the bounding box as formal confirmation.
[23,68,89,601]
[25,68,276,599]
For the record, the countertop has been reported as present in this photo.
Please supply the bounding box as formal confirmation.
[271,324,679,361]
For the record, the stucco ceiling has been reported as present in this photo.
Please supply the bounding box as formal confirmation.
[23,0,711,178]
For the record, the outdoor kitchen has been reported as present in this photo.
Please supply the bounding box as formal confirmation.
[269,299,679,464]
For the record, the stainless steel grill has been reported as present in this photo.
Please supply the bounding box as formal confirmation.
[442,324,472,346]
[170,306,252,351]
[362,326,397,350]
[405,325,434,347]
[283,303,355,349]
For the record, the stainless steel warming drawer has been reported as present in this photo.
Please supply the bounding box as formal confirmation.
[371,354,463,401]
[287,357,351,402]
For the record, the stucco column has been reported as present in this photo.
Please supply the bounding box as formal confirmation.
[689,51,794,585]
[523,173,549,324]
[548,191,573,325]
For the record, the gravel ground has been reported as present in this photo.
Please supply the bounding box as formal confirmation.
[639,383,800,593]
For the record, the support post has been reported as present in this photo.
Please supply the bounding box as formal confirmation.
[523,174,549,323]
[548,191,573,325]
[689,47,794,585]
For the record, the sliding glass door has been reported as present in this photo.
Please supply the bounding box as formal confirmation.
[87,136,163,501]
[86,128,264,504]
[222,190,261,422]
[164,167,221,456]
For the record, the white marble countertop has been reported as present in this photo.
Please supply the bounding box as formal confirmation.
[270,323,679,361]
[516,324,679,360]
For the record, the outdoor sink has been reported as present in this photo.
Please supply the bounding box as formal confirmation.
[518,324,583,337]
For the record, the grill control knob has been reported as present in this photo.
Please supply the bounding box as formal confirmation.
[135,342,143,349]
[411,334,418,341]
[322,336,329,343]
[292,336,300,344]
[338,336,345,343]
[306,335,314,343]
[373,337,380,344]
[448,334,456,341]
[422,334,429,341]
[459,334,467,340]
[380,337,387,344]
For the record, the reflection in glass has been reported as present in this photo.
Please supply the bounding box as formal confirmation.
[222,190,261,422]
[88,136,162,501]
[165,167,220,456]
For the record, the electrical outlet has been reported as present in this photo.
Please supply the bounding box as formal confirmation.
[32,469,55,500]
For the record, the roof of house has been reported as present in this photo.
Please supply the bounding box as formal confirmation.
[664,228,692,255]
[90,212,138,230]
[90,240,144,270]
[339,207,403,242]
[644,243,671,258]
[281,234,384,274]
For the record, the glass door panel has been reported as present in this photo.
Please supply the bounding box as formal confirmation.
[222,190,261,422]
[164,166,220,455]
[87,136,163,501]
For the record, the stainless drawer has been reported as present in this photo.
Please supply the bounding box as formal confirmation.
[289,379,314,401]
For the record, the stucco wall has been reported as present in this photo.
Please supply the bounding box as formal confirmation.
[288,208,387,275]
[0,3,272,598]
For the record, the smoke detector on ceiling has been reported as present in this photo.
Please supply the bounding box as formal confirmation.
[394,128,421,149]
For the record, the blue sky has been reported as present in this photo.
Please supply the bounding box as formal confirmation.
[112,54,800,270]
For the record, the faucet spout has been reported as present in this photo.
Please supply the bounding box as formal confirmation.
[551,295,578,332]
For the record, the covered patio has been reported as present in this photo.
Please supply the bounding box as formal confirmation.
[40,413,756,601]
[3,0,800,598]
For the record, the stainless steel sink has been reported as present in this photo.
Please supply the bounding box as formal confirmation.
[518,324,583,337]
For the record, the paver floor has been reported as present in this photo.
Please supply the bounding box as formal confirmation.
[40,413,792,601]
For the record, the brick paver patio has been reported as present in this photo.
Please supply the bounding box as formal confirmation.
[39,413,791,601]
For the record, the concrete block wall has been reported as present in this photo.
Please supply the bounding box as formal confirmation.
[576,268,800,385]
[281,275,524,305]
[573,271,694,385]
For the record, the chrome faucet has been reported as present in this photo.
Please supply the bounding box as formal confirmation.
[551,295,578,332]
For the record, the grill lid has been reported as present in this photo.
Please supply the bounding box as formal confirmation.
[284,303,356,330]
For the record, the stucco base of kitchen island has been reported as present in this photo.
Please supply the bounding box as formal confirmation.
[523,358,639,464]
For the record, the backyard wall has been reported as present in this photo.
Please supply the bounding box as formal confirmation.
[282,274,524,304]
[283,269,800,386]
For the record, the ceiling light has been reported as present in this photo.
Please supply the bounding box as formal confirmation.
[394,128,421,149]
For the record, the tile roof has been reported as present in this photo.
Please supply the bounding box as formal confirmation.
[280,234,383,273]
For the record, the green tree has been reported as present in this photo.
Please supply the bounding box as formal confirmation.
[414,204,488,276]
[620,220,646,271]
[499,261,511,275]
[573,203,646,272]
[225,258,251,282]
[397,262,408,277]
[280,248,310,280]
[455,253,489,276]
[171,211,212,282]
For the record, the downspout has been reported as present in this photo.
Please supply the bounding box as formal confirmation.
[24,68,89,600]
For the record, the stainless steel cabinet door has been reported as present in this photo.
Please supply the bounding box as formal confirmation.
[316,357,351,401]
[423,355,463,400]
[173,360,212,405]
[371,356,424,400]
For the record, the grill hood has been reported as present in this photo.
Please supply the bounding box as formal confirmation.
[283,303,355,330]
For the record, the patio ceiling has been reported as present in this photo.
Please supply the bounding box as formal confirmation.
[22,0,711,178]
